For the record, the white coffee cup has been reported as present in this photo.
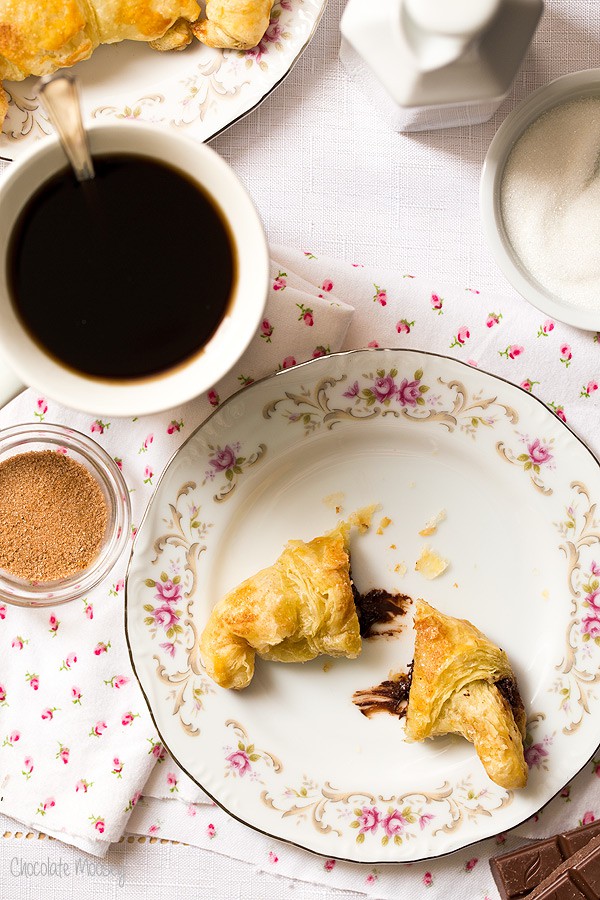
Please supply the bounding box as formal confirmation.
[0,122,269,416]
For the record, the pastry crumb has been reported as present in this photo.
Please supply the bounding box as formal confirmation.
[394,562,407,577]
[376,516,392,535]
[453,582,459,589]
[322,662,332,672]
[389,543,397,550]
[348,503,380,533]
[419,509,446,537]
[323,491,345,514]
[415,545,448,580]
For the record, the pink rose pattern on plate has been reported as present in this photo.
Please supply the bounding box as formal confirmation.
[242,6,292,71]
[143,572,184,648]
[350,804,420,846]
[223,722,281,785]
[345,367,430,408]
[202,441,267,501]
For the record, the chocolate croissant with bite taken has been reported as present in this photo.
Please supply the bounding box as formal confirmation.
[199,521,363,690]
[405,599,527,790]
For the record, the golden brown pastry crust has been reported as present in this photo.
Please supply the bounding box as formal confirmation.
[0,0,200,82]
[405,599,527,790]
[199,523,361,690]
[149,19,194,51]
[0,84,7,123]
[191,0,274,50]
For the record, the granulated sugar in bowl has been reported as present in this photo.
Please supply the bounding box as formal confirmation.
[480,69,600,330]
[0,423,130,606]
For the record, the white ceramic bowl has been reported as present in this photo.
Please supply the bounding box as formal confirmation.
[480,69,600,331]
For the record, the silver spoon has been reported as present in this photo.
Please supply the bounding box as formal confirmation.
[38,73,94,182]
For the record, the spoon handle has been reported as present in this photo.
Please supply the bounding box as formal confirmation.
[38,73,95,182]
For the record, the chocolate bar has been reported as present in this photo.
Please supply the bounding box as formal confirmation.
[529,833,600,899]
[490,820,600,899]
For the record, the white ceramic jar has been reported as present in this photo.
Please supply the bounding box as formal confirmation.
[339,0,544,132]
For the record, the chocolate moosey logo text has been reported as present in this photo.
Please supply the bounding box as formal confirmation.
[9,856,125,887]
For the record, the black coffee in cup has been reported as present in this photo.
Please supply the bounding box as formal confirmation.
[7,154,236,381]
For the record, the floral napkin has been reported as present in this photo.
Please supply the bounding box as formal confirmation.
[120,246,600,900]
[0,257,354,855]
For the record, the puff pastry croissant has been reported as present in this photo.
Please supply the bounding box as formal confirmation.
[191,0,274,50]
[200,522,362,690]
[0,0,200,84]
[405,599,527,790]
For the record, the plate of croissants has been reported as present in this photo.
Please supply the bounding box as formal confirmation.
[125,347,600,862]
[0,0,325,156]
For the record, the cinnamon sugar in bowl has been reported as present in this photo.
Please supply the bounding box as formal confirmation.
[0,424,130,606]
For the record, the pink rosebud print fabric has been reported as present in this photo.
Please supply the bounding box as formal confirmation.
[0,257,354,855]
[0,577,158,855]
[269,246,598,442]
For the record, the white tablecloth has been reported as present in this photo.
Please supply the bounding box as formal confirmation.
[1,0,600,896]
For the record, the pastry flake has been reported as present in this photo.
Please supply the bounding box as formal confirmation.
[376,516,392,535]
[418,509,446,537]
[405,599,527,790]
[199,522,361,690]
[415,545,448,580]
[347,503,379,533]
[322,491,345,514]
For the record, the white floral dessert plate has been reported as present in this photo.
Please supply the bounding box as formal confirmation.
[125,348,600,863]
[0,0,324,158]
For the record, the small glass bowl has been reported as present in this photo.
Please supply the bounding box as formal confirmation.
[480,68,600,331]
[0,423,131,607]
